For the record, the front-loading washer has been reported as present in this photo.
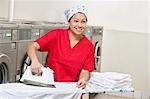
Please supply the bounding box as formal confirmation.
[0,53,10,83]
[0,53,16,83]
[0,42,17,83]
[92,26,103,72]
[0,23,18,83]
[85,26,103,72]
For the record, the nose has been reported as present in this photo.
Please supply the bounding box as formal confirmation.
[77,22,83,28]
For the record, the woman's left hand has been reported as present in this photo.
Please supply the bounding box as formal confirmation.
[76,78,86,88]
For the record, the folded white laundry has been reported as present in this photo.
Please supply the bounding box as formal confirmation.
[88,78,132,89]
[91,74,132,83]
[91,72,131,81]
[90,76,131,84]
[84,72,133,92]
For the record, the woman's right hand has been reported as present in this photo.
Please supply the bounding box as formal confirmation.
[31,60,43,76]
[27,42,42,76]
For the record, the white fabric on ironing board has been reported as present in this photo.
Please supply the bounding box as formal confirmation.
[0,83,82,99]
[83,72,134,93]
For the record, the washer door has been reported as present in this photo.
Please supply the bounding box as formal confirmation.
[19,53,31,81]
[94,41,101,71]
[0,53,10,83]
[19,52,48,81]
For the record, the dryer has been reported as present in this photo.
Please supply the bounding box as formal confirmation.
[0,53,9,83]
[85,26,103,99]
[18,22,67,79]
[92,26,103,72]
[14,23,42,81]
[0,23,18,83]
[15,22,54,81]
[0,53,13,83]
[85,26,103,72]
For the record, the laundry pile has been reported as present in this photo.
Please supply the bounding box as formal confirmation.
[84,72,134,93]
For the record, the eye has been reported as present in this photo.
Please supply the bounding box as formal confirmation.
[74,20,79,23]
[82,20,86,23]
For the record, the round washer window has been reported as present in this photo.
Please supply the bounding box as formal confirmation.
[0,63,7,84]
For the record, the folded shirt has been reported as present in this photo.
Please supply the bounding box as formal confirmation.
[86,72,133,90]
[89,77,132,88]
[91,72,131,81]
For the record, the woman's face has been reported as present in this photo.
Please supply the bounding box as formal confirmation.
[69,12,87,35]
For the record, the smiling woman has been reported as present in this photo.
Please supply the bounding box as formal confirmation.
[68,12,87,49]
[69,12,87,36]
[27,4,94,89]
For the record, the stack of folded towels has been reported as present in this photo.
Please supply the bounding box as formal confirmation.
[85,72,133,93]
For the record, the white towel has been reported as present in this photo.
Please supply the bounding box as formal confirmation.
[89,77,132,89]
[90,75,131,85]
[91,72,131,81]
[85,72,133,92]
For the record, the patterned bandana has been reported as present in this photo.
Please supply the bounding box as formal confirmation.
[64,4,87,22]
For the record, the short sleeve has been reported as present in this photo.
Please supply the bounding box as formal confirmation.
[35,29,58,51]
[82,45,94,72]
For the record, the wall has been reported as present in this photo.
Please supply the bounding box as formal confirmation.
[148,34,150,91]
[2,0,149,34]
[13,0,84,21]
[0,0,9,18]
[13,0,66,21]
[101,29,149,90]
[148,3,150,91]
[87,0,149,33]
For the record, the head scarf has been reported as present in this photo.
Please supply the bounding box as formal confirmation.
[64,4,87,22]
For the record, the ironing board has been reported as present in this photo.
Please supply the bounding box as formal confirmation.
[82,85,134,99]
[0,82,82,99]
[0,82,134,99]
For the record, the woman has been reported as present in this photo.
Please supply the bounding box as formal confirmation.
[27,5,94,88]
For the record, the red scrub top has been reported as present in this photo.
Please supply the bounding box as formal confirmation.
[35,28,94,82]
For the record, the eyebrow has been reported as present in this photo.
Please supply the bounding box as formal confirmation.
[72,18,86,20]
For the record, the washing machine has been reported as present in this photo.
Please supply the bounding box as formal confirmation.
[18,22,67,79]
[15,22,54,81]
[85,26,103,72]
[0,53,10,83]
[0,23,18,83]
[92,26,103,72]
[13,23,43,81]
[84,26,103,99]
